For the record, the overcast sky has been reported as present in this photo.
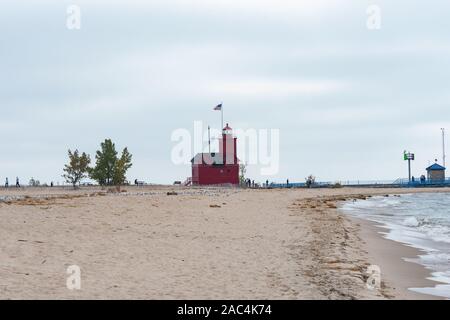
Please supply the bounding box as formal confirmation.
[1,0,450,184]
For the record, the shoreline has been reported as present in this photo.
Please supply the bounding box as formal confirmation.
[349,216,444,300]
[292,187,450,300]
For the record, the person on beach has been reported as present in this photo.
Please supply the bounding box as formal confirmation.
[5,178,9,188]
[16,177,20,188]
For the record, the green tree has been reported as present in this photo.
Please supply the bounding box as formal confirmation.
[113,147,133,185]
[89,139,133,186]
[239,162,247,187]
[29,177,41,187]
[63,149,91,188]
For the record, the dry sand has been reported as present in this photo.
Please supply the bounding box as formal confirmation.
[0,186,448,300]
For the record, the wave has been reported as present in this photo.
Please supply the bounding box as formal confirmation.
[341,193,450,299]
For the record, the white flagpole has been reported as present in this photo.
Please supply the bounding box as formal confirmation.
[208,125,211,154]
[221,103,224,131]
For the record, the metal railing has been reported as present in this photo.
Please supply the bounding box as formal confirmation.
[392,177,450,186]
[268,178,450,188]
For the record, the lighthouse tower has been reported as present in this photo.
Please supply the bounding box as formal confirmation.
[219,123,238,166]
[191,123,240,186]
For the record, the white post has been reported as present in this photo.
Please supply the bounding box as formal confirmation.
[208,126,211,154]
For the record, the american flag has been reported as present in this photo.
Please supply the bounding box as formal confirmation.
[213,104,222,111]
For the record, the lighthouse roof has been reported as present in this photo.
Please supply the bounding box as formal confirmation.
[191,153,224,165]
[223,123,232,131]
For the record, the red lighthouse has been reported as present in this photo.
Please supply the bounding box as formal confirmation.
[191,124,239,186]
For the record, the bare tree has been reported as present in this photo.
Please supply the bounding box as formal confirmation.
[305,174,316,188]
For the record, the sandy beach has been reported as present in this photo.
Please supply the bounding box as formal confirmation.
[0,186,448,300]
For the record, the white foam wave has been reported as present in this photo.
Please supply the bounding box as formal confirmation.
[340,193,450,299]
[403,216,420,227]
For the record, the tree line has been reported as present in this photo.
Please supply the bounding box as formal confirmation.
[63,139,132,188]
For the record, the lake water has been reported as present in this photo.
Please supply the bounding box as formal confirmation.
[341,193,450,299]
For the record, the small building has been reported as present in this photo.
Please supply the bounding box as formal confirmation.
[426,163,446,183]
[191,124,239,186]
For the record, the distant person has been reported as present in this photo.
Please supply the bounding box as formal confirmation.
[420,175,426,183]
[287,179,290,187]
[51,182,54,187]
[16,177,20,188]
[135,179,138,186]
[266,180,269,188]
[411,176,415,183]
[5,178,9,188]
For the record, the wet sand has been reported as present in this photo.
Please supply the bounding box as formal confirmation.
[352,217,444,299]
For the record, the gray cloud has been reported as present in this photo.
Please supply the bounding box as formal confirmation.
[1,0,450,184]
